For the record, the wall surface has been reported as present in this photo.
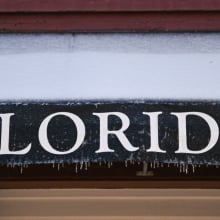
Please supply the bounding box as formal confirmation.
[0,33,220,100]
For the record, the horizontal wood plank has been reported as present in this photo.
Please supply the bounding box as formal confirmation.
[0,0,220,12]
[0,189,220,217]
[0,180,220,189]
[1,218,220,220]
[1,12,220,32]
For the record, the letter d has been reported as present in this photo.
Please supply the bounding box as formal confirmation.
[171,112,219,154]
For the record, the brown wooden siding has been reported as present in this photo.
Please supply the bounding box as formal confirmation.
[1,0,220,12]
[0,0,220,32]
[0,189,220,219]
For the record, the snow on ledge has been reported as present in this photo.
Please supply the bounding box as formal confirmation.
[0,33,220,100]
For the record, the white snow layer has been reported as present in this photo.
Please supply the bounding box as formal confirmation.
[0,33,220,100]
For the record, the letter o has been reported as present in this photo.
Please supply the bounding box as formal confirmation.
[38,112,85,155]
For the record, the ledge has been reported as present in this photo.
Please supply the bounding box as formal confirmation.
[0,189,220,218]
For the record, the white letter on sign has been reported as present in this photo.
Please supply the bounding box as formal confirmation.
[93,112,139,153]
[38,112,85,155]
[171,112,219,154]
[0,113,31,155]
[142,112,166,153]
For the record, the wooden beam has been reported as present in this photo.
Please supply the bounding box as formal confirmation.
[0,0,220,12]
[0,189,220,217]
[0,12,220,32]
[0,180,220,189]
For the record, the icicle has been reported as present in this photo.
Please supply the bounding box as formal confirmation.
[185,164,188,175]
[20,165,23,174]
[85,162,88,171]
[125,161,128,168]
[75,163,78,173]
[99,161,102,166]
[108,162,111,168]
[80,162,83,170]
[192,164,195,173]
[57,164,60,171]
[182,164,185,174]
[52,163,55,168]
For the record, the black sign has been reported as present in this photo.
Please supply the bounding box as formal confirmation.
[0,100,220,166]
